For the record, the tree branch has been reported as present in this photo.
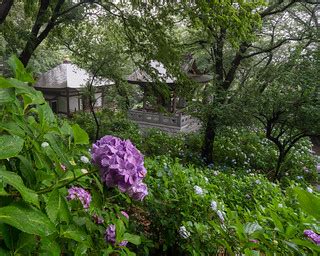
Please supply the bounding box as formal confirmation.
[0,0,14,24]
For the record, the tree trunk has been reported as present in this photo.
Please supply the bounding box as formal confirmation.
[0,0,14,24]
[201,115,217,164]
[273,149,285,181]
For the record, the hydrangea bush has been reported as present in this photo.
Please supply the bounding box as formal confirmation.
[138,157,320,255]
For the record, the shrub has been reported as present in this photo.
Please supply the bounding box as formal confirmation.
[140,156,320,255]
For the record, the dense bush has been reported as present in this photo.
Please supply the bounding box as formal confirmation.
[141,157,320,255]
[214,127,318,183]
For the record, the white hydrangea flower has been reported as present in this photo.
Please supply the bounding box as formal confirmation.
[216,210,225,223]
[278,203,283,208]
[81,168,88,174]
[178,226,190,239]
[194,185,203,195]
[210,200,217,211]
[213,171,219,176]
[80,156,90,164]
[204,177,209,183]
[296,176,303,180]
[307,187,313,193]
[41,142,49,148]
[255,179,261,185]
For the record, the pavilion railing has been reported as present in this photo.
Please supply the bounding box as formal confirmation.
[128,109,192,128]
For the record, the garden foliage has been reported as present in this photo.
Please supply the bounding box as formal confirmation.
[0,57,141,255]
[142,157,320,255]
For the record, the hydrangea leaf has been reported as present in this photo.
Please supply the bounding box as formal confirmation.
[40,237,61,256]
[293,187,320,221]
[0,88,15,104]
[0,166,39,208]
[123,233,141,245]
[0,135,24,160]
[46,189,71,225]
[0,202,56,236]
[72,124,89,145]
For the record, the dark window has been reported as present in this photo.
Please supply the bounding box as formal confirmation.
[50,100,58,113]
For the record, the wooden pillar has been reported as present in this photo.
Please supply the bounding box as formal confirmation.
[77,91,81,111]
[142,85,147,109]
[66,87,70,116]
[172,90,177,113]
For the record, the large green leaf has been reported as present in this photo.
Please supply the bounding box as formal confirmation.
[0,121,26,137]
[61,225,91,246]
[39,237,61,256]
[37,103,56,126]
[0,166,39,207]
[17,155,36,186]
[7,55,34,83]
[72,124,89,145]
[46,189,70,224]
[115,219,126,243]
[123,233,141,245]
[15,233,36,254]
[44,133,70,168]
[0,88,15,104]
[0,135,24,159]
[293,187,320,220]
[0,202,56,236]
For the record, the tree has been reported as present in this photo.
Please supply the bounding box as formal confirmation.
[0,0,97,66]
[171,0,319,164]
[241,48,320,180]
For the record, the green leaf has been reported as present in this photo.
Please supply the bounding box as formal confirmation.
[0,135,24,159]
[75,243,88,256]
[17,155,36,187]
[123,233,141,245]
[7,55,34,83]
[44,133,70,168]
[291,238,320,252]
[293,187,320,220]
[115,219,126,242]
[0,88,15,104]
[0,202,56,236]
[0,121,26,137]
[61,225,91,246]
[37,103,56,126]
[0,223,19,250]
[39,237,61,256]
[46,189,70,224]
[0,166,39,207]
[72,124,89,145]
[60,121,73,136]
[15,233,36,254]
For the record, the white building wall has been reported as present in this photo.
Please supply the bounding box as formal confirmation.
[69,96,81,113]
[58,96,67,114]
[95,92,102,107]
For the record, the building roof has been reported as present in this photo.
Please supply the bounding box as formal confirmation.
[35,62,114,89]
[127,57,212,85]
[127,60,175,84]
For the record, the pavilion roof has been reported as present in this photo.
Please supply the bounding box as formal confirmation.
[35,62,114,89]
[127,56,212,85]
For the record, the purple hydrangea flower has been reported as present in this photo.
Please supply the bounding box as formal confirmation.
[304,230,320,245]
[127,182,148,201]
[105,224,128,246]
[66,186,91,209]
[91,135,148,200]
[92,213,104,224]
[121,211,129,219]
